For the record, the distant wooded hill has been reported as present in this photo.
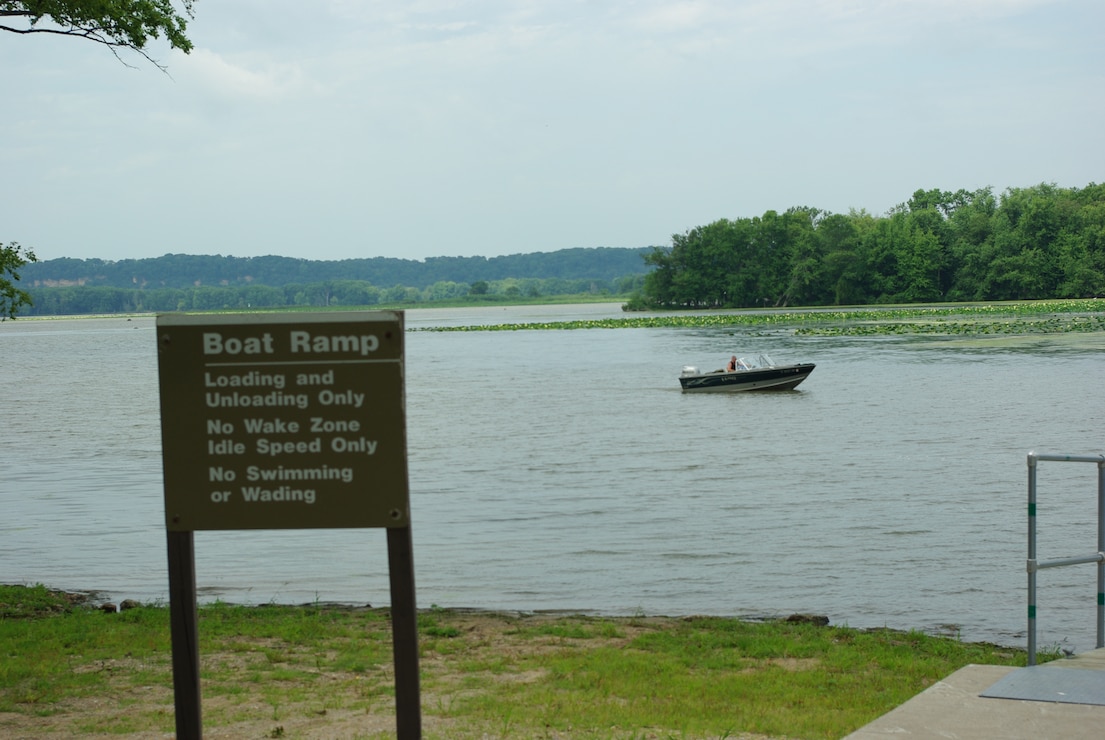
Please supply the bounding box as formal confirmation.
[19,247,654,315]
[22,247,652,290]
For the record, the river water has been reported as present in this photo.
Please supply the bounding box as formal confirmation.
[2,304,1103,652]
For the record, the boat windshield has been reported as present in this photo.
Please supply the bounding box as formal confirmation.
[736,354,777,370]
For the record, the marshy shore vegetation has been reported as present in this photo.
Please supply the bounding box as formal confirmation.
[417,298,1105,339]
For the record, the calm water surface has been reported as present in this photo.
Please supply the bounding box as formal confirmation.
[2,305,1103,651]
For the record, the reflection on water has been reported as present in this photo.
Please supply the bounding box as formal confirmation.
[1,307,1103,652]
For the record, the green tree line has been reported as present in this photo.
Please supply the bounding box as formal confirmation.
[21,247,651,291]
[21,275,648,315]
[627,183,1105,309]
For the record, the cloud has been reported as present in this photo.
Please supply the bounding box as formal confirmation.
[178,48,320,102]
[1,0,1100,262]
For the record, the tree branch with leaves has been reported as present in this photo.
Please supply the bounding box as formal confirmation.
[0,1,194,68]
[1,242,37,320]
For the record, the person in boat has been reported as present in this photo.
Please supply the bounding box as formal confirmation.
[726,355,739,372]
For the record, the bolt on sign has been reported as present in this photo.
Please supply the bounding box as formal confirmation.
[156,312,409,531]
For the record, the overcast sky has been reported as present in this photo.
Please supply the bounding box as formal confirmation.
[2,0,1102,262]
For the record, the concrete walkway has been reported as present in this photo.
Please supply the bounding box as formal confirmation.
[843,648,1105,739]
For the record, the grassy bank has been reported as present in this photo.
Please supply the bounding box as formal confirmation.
[0,585,1051,739]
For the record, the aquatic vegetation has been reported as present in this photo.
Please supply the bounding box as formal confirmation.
[416,299,1105,337]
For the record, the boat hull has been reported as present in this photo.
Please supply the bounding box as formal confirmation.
[678,363,815,393]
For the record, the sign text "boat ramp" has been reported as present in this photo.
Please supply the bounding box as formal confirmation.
[202,331,381,357]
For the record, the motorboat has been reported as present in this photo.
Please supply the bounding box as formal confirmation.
[679,354,814,393]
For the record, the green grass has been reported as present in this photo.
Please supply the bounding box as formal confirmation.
[0,584,1057,739]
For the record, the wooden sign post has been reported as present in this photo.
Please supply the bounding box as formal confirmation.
[156,311,419,739]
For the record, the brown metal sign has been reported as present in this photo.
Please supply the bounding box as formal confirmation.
[156,311,409,531]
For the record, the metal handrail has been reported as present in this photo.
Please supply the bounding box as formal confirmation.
[1026,451,1105,665]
